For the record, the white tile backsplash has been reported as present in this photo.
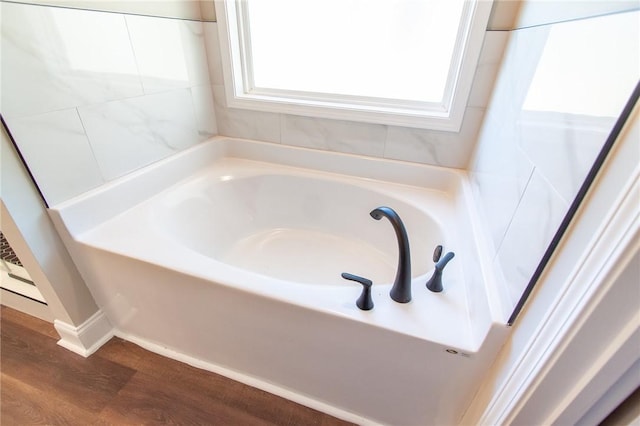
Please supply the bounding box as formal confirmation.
[1,2,216,203]
[384,107,485,168]
[517,111,615,203]
[203,22,224,86]
[191,85,218,140]
[126,15,209,94]
[471,105,536,251]
[1,2,142,117]
[78,89,201,180]
[467,31,509,108]
[494,170,568,308]
[471,166,535,255]
[281,115,387,157]
[212,85,281,143]
[5,110,105,206]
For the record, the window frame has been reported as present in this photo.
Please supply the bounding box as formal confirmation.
[215,0,493,131]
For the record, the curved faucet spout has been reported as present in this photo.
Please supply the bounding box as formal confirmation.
[370,206,412,303]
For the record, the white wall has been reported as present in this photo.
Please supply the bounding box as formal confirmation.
[469,6,639,315]
[0,1,217,206]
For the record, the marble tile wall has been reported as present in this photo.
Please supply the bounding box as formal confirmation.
[204,21,509,170]
[469,9,640,314]
[3,2,509,207]
[1,2,217,206]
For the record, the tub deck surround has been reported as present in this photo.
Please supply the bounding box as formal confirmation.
[48,137,508,425]
[76,159,470,348]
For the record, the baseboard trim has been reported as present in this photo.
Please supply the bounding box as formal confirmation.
[54,309,113,357]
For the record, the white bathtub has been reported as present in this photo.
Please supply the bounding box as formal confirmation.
[50,137,508,425]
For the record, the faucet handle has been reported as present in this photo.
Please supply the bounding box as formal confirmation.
[433,245,443,262]
[341,272,374,311]
[426,251,455,293]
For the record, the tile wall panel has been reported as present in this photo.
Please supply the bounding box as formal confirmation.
[384,107,485,168]
[77,89,201,180]
[469,10,640,317]
[493,170,568,308]
[126,15,210,94]
[517,112,614,203]
[1,2,142,117]
[280,115,387,158]
[1,2,216,205]
[203,23,224,86]
[191,85,218,139]
[5,110,105,205]
[211,85,281,143]
[467,31,509,108]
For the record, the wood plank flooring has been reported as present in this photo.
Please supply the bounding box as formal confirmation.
[0,306,355,425]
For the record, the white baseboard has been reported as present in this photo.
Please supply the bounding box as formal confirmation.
[54,309,113,357]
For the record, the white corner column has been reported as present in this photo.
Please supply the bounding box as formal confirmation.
[1,124,113,357]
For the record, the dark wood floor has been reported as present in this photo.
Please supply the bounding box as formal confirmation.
[0,306,355,425]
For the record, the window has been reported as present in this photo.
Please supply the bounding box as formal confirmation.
[215,0,492,131]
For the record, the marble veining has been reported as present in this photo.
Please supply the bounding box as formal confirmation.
[1,2,142,118]
[1,2,217,205]
[517,111,616,203]
[78,89,201,181]
[280,115,386,157]
[384,107,485,168]
[126,15,209,94]
[212,85,281,143]
[5,109,105,206]
[190,85,218,140]
[470,106,536,252]
[494,170,568,307]
[203,23,225,86]
[470,166,534,256]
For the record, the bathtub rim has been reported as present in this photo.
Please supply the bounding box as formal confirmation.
[49,136,461,236]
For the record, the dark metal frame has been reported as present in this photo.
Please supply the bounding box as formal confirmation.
[1,113,50,208]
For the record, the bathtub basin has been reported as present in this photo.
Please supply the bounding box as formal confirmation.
[157,172,442,287]
[49,137,507,425]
